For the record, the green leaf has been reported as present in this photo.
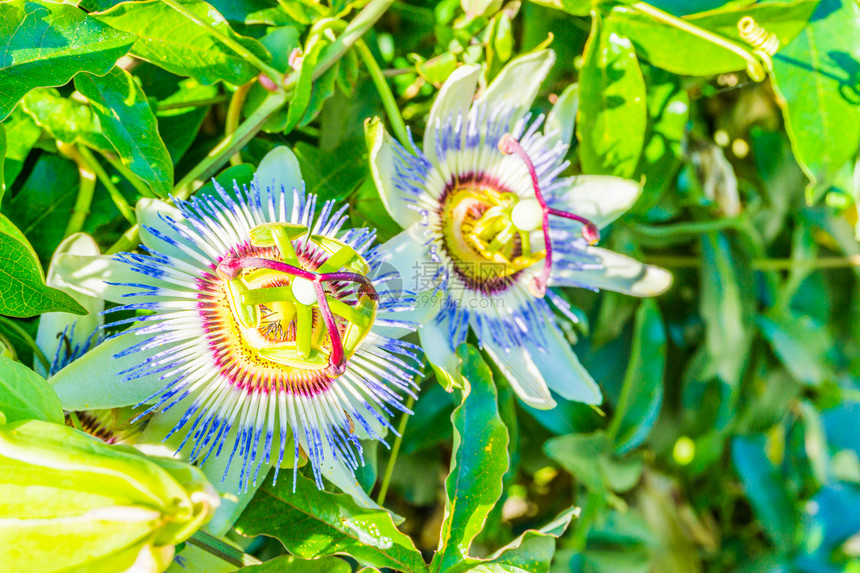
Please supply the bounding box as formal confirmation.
[94,0,272,86]
[757,310,832,386]
[552,0,621,17]
[608,0,818,78]
[241,26,300,133]
[798,400,830,486]
[0,0,135,121]
[611,300,666,454]
[633,69,688,214]
[700,232,753,387]
[485,508,577,573]
[284,42,325,135]
[684,0,819,48]
[236,555,351,573]
[21,88,112,152]
[300,64,339,129]
[3,154,79,266]
[0,213,40,271]
[543,432,643,495]
[770,0,860,202]
[607,7,744,76]
[75,67,174,198]
[1,106,41,193]
[0,124,5,201]
[0,229,86,318]
[431,344,509,573]
[293,139,369,202]
[465,566,530,573]
[235,472,427,573]
[157,81,219,164]
[205,0,300,27]
[0,354,64,424]
[577,16,647,178]
[732,436,797,552]
[350,177,402,242]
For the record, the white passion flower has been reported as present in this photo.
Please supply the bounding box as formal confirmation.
[50,147,421,512]
[35,233,104,378]
[367,50,672,409]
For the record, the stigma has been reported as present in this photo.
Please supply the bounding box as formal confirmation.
[498,133,600,296]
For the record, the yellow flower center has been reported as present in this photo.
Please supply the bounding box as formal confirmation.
[200,223,378,394]
[439,179,545,291]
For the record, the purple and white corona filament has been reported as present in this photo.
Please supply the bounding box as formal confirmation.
[368,50,672,409]
[59,148,421,495]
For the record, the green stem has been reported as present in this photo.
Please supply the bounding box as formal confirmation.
[107,225,141,256]
[226,82,254,167]
[570,490,603,551]
[607,356,636,445]
[77,146,136,225]
[160,0,283,85]
[102,153,157,199]
[174,92,289,201]
[59,144,97,238]
[356,39,416,154]
[631,2,767,81]
[107,0,392,254]
[376,394,415,505]
[187,530,262,567]
[629,218,742,238]
[287,0,396,89]
[0,316,49,371]
[157,95,230,112]
[644,255,860,271]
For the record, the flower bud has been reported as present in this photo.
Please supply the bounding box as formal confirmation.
[0,419,219,573]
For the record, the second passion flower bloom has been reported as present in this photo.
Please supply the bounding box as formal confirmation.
[50,147,421,506]
[367,50,672,409]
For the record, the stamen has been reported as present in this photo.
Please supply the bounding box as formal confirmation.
[216,249,378,377]
[498,134,600,297]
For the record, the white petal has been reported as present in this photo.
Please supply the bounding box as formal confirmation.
[200,429,264,536]
[49,253,174,304]
[475,50,555,118]
[137,198,201,264]
[47,233,101,277]
[423,64,482,167]
[418,315,462,391]
[372,225,442,342]
[50,331,172,410]
[525,320,601,404]
[365,117,422,228]
[377,224,438,294]
[320,453,379,510]
[482,338,557,410]
[551,247,673,297]
[553,175,642,229]
[545,82,578,149]
[36,233,104,376]
[254,145,301,217]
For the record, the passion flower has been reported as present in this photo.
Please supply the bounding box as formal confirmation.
[50,147,421,508]
[367,50,672,408]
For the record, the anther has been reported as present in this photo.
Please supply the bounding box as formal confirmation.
[499,134,601,297]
